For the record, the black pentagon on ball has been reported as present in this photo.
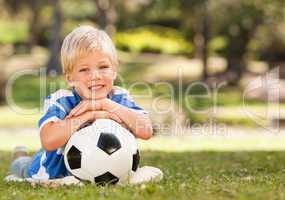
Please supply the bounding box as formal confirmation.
[132,150,140,171]
[94,172,119,185]
[97,132,121,155]
[66,145,82,170]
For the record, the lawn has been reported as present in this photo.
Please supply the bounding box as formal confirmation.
[2,132,285,200]
[2,150,285,200]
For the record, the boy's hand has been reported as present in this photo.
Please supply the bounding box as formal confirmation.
[75,110,122,124]
[67,99,107,118]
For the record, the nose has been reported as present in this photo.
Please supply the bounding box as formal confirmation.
[90,69,102,80]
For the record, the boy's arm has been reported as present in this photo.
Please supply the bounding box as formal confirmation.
[40,111,92,151]
[68,99,153,140]
[104,100,153,140]
[41,110,122,151]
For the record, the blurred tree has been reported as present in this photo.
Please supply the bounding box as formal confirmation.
[28,0,41,50]
[108,0,210,80]
[257,19,285,65]
[210,0,285,83]
[46,0,62,74]
[115,0,181,30]
[93,0,117,36]
[0,72,5,102]
[3,0,62,74]
[262,32,285,65]
[180,0,210,80]
[120,0,211,80]
[0,0,48,101]
[3,0,47,52]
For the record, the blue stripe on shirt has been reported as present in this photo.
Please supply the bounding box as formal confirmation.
[56,89,81,114]
[38,105,67,128]
[110,94,144,111]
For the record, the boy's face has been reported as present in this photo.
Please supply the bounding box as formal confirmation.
[66,51,117,100]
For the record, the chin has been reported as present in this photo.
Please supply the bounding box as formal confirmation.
[89,87,112,100]
[93,96,107,100]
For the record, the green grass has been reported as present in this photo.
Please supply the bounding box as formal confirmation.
[2,150,285,199]
[2,131,285,199]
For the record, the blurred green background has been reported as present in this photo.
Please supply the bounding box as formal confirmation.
[0,0,285,144]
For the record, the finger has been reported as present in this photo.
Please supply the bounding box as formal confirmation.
[120,122,128,129]
[68,101,84,117]
[72,101,89,116]
[77,100,97,116]
[67,107,79,118]
[92,111,121,123]
[66,114,72,119]
[92,111,108,120]
[78,100,96,116]
[89,100,97,110]
[108,113,122,123]
[73,101,89,117]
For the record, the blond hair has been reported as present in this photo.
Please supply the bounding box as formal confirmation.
[61,25,118,74]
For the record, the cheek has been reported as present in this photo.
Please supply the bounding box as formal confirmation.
[74,75,89,83]
[103,75,114,85]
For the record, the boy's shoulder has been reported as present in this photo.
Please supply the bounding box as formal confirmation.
[111,86,130,96]
[46,89,74,101]
[43,89,80,113]
[109,86,136,103]
[109,86,146,113]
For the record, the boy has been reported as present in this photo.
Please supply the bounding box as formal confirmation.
[9,25,162,184]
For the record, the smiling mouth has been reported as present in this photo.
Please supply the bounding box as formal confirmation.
[88,85,104,90]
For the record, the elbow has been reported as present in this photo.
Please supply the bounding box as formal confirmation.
[138,127,153,140]
[41,137,55,152]
[40,130,57,152]
[140,133,152,140]
[137,119,153,140]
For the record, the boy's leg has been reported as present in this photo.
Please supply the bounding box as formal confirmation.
[10,146,32,178]
[10,156,32,178]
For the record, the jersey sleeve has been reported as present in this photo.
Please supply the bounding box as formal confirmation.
[38,89,79,131]
[38,97,67,131]
[110,87,148,114]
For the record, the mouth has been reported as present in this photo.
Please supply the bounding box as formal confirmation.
[88,84,105,91]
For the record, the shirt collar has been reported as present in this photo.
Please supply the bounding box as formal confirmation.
[71,88,82,102]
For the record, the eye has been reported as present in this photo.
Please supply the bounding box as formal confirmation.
[99,65,110,69]
[79,67,89,72]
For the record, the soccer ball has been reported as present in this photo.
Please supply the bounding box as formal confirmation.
[64,119,140,185]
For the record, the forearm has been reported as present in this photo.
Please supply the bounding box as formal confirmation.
[40,115,90,151]
[104,101,153,139]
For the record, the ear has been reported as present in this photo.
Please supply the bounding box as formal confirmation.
[65,74,74,87]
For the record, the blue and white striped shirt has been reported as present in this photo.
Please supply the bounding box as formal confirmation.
[28,86,146,180]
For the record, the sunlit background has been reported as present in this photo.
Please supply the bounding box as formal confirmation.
[1,0,285,152]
